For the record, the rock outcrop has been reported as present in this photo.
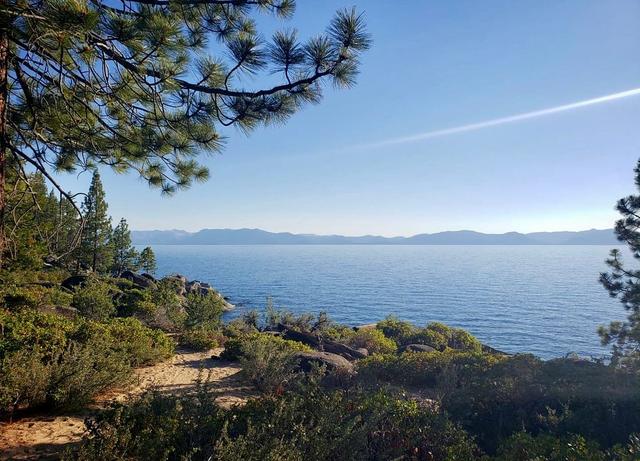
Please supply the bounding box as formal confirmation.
[400,344,438,353]
[279,327,367,361]
[293,351,355,374]
[161,274,235,311]
[120,270,157,289]
[61,275,88,291]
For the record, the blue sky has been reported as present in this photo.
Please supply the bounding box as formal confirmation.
[58,0,640,236]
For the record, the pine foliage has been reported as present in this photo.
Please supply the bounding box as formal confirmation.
[5,0,370,195]
[600,159,640,368]
[78,171,112,273]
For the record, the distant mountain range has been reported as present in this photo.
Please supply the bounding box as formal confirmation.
[131,228,619,245]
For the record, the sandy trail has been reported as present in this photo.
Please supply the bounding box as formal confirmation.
[0,349,251,460]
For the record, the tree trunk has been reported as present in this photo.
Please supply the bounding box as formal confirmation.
[0,1,9,268]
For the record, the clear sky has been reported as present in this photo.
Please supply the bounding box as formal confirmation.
[57,0,640,236]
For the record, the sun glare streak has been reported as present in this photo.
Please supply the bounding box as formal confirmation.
[350,88,640,150]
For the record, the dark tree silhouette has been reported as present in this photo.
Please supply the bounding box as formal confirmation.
[600,159,640,368]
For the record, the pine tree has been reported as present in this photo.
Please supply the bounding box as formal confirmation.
[137,247,157,275]
[0,0,370,265]
[599,159,640,368]
[79,171,112,273]
[53,194,82,265]
[3,171,55,267]
[110,218,137,275]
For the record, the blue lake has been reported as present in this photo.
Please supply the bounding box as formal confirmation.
[146,244,624,359]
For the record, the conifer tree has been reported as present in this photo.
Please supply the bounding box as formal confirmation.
[0,0,371,265]
[137,246,157,275]
[110,217,137,275]
[3,171,55,267]
[53,194,82,265]
[79,171,112,273]
[600,159,640,368]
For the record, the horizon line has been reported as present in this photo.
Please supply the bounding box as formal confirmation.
[131,226,614,240]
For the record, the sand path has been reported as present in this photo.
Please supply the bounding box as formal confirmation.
[0,349,251,460]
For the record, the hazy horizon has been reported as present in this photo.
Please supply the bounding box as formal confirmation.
[131,226,615,239]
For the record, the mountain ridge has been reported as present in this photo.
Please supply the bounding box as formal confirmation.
[131,228,618,245]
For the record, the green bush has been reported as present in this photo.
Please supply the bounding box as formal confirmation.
[221,333,311,361]
[100,318,175,366]
[0,308,75,358]
[67,386,478,461]
[331,328,398,354]
[184,293,224,328]
[116,287,157,318]
[376,315,417,345]
[425,322,482,352]
[0,309,174,414]
[406,327,448,350]
[46,337,132,407]
[491,432,606,461]
[238,334,303,393]
[182,324,225,351]
[357,349,504,388]
[148,280,185,331]
[72,278,116,321]
[375,317,482,352]
[0,349,51,413]
[443,355,640,453]
[67,387,226,461]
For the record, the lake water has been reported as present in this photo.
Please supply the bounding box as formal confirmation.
[147,244,624,359]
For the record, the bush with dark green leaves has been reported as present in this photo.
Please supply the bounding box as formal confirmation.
[67,385,478,461]
[0,309,174,414]
[182,324,225,351]
[220,333,311,362]
[325,326,397,354]
[221,333,311,393]
[184,293,224,329]
[375,316,482,352]
[442,355,640,453]
[72,278,116,321]
[490,431,640,461]
[357,349,504,388]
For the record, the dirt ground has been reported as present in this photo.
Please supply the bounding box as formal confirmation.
[0,349,252,460]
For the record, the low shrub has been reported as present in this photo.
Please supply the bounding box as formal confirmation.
[100,317,174,366]
[220,333,311,393]
[72,278,116,321]
[0,349,51,413]
[67,387,226,461]
[357,349,504,389]
[375,317,482,352]
[426,322,482,352]
[334,328,397,354]
[0,309,174,414]
[376,315,417,345]
[405,327,448,350]
[0,308,76,358]
[115,287,157,319]
[221,333,311,361]
[444,355,640,453]
[67,385,479,461]
[182,324,225,351]
[492,432,607,461]
[237,334,308,393]
[184,293,224,328]
[45,337,132,407]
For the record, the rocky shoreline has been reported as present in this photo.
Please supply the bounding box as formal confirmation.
[61,271,235,312]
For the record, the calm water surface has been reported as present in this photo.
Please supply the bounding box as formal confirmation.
[146,245,623,359]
